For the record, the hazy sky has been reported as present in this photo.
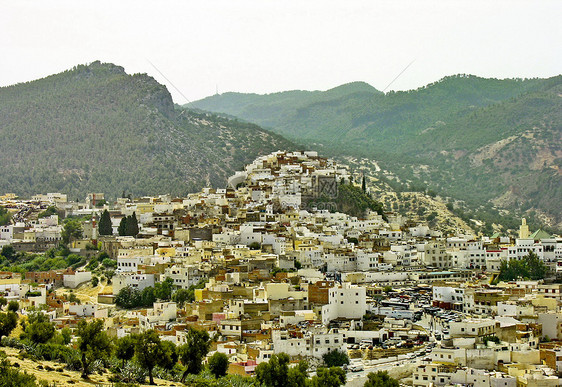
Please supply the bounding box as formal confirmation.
[1,0,560,103]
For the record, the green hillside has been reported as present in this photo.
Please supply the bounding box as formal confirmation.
[193,75,562,228]
[0,61,296,200]
[192,81,382,134]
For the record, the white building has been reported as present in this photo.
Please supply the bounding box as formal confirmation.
[321,283,367,324]
[163,265,203,289]
[272,328,346,359]
[112,273,155,295]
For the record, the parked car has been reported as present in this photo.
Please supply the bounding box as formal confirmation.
[349,363,364,372]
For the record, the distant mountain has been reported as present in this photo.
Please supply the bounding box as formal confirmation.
[192,81,383,134]
[193,75,562,228]
[0,61,296,200]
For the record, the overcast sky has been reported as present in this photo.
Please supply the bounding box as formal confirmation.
[1,0,560,103]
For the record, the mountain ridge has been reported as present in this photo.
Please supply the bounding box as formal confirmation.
[0,61,297,200]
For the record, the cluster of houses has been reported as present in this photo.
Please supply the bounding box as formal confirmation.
[1,151,562,386]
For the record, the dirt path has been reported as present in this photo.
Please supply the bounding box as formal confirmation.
[56,282,112,306]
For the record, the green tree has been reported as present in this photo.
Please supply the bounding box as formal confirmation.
[0,297,6,309]
[61,327,72,345]
[173,278,207,307]
[1,245,16,262]
[322,349,349,367]
[171,288,191,308]
[248,241,261,250]
[0,207,11,226]
[76,319,112,379]
[309,367,346,387]
[25,311,54,344]
[98,209,112,236]
[159,340,178,371]
[178,327,211,381]
[498,251,548,281]
[118,216,128,236]
[154,277,174,301]
[126,213,139,237]
[426,212,438,222]
[287,360,308,387]
[115,286,142,309]
[135,330,173,385]
[525,251,548,280]
[115,335,136,368]
[208,352,229,378]
[255,353,291,387]
[61,218,83,245]
[362,175,366,192]
[7,301,18,312]
[102,257,117,268]
[363,371,399,387]
[140,286,156,307]
[383,286,394,293]
[68,293,80,304]
[0,311,18,339]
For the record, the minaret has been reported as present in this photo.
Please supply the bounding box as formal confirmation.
[92,214,98,242]
[519,218,530,239]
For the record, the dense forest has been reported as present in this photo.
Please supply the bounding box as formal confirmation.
[0,61,296,200]
[193,75,562,228]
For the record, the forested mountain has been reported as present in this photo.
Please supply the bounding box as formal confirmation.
[0,61,295,200]
[193,75,562,228]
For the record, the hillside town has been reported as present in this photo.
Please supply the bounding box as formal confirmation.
[1,151,562,386]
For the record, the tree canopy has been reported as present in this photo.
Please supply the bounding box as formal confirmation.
[322,349,349,368]
[255,353,289,387]
[208,352,229,378]
[135,330,176,385]
[178,327,211,381]
[0,207,11,226]
[76,319,112,378]
[363,371,400,387]
[118,214,139,237]
[115,335,136,368]
[0,311,18,340]
[308,367,346,387]
[498,251,548,281]
[98,209,112,236]
[24,311,55,344]
[61,218,83,245]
